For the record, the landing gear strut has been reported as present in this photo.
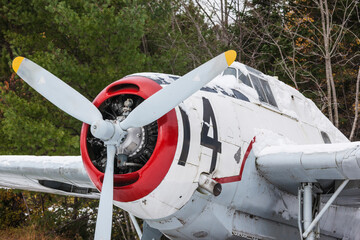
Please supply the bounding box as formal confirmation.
[298,183,318,240]
[298,180,349,240]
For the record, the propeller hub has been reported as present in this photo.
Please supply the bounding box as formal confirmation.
[90,119,128,146]
[90,119,115,141]
[116,127,145,157]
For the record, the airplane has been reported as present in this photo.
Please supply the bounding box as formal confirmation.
[0,50,359,240]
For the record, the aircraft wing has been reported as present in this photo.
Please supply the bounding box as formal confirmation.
[256,142,360,207]
[0,155,99,198]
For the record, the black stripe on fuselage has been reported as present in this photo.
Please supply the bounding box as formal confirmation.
[133,75,250,102]
[178,107,191,166]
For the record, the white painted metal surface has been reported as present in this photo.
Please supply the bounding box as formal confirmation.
[0,155,98,198]
[129,213,143,239]
[15,57,102,125]
[2,60,360,239]
[114,107,200,219]
[95,145,116,240]
[257,142,360,194]
[120,51,234,130]
[303,183,315,240]
[303,180,349,239]
[129,64,359,239]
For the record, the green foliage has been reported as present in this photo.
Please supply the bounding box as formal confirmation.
[0,189,140,239]
[0,0,214,238]
[0,0,219,156]
[0,0,148,155]
[0,189,27,229]
[1,0,358,238]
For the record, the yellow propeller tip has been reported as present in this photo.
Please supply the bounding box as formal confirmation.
[12,57,25,73]
[225,50,237,66]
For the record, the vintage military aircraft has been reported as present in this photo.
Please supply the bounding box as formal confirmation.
[1,50,359,240]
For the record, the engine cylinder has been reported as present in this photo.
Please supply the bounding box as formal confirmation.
[80,76,178,202]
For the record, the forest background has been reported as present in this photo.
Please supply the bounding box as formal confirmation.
[0,0,359,239]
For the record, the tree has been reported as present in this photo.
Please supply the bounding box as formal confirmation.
[349,67,360,140]
[0,0,148,238]
[0,189,27,229]
[276,0,359,128]
[0,0,218,238]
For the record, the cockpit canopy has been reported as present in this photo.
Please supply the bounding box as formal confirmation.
[223,66,278,108]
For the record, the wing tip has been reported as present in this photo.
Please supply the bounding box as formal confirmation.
[12,57,25,73]
[225,50,236,66]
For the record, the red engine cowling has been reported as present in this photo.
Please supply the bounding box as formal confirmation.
[80,76,178,202]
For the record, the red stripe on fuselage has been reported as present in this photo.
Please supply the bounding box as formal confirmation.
[214,137,256,184]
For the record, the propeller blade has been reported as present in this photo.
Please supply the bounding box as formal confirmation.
[94,145,116,240]
[120,50,236,130]
[12,57,103,125]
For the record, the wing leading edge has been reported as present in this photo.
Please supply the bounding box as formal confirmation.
[256,142,360,206]
[0,155,99,198]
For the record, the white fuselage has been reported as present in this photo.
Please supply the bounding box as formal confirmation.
[115,64,357,239]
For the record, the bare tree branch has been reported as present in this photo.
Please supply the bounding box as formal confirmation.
[350,66,360,140]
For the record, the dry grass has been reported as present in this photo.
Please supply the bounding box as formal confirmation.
[0,225,71,240]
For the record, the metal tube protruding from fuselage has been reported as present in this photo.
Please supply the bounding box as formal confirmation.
[198,173,222,196]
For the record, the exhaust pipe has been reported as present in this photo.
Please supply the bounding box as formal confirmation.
[198,173,222,196]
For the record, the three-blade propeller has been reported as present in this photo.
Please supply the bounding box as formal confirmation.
[12,50,236,239]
